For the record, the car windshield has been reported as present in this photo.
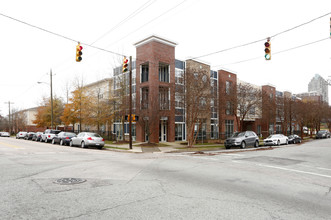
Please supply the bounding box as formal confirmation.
[67,133,76,137]
[267,135,278,139]
[318,130,326,134]
[51,130,61,134]
[86,133,101,138]
[231,132,245,138]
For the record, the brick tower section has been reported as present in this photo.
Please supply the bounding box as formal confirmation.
[218,70,238,138]
[134,36,176,143]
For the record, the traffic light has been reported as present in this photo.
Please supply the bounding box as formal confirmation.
[122,57,128,73]
[76,43,83,62]
[264,38,271,60]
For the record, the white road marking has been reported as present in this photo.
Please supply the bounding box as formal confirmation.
[255,163,331,179]
[316,167,331,171]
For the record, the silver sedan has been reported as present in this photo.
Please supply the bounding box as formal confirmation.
[69,132,105,149]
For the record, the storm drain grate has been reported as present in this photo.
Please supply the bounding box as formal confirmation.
[54,178,86,185]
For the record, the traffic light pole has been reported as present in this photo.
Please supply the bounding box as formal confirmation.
[129,56,133,149]
[50,69,54,129]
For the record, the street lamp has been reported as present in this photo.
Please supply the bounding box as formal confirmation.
[37,69,54,129]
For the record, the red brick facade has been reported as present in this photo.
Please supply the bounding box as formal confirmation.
[135,36,176,143]
[218,70,238,138]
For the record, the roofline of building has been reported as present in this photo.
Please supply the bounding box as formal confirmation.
[84,78,112,88]
[185,57,211,66]
[134,35,177,48]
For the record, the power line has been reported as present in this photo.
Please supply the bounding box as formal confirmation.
[103,0,188,48]
[194,11,331,60]
[0,12,126,57]
[271,11,331,39]
[90,0,157,45]
[212,37,330,68]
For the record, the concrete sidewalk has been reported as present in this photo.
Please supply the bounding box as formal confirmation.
[104,141,275,154]
[104,141,183,153]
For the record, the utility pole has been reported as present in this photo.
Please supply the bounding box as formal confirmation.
[50,69,54,129]
[4,101,14,134]
[129,56,133,149]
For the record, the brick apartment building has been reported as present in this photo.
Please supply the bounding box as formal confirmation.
[112,35,297,143]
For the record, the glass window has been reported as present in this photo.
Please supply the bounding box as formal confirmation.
[226,101,232,115]
[159,63,169,82]
[141,87,149,109]
[226,81,232,94]
[225,120,234,138]
[141,64,149,83]
[159,87,170,110]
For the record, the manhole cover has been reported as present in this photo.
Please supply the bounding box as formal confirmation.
[54,178,86,185]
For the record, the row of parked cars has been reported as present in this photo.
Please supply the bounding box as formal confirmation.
[224,131,304,149]
[15,129,105,149]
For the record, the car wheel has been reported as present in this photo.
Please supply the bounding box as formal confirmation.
[98,146,103,150]
[241,141,246,149]
[69,140,73,147]
[81,141,85,148]
[286,140,288,145]
[52,139,55,145]
[254,140,259,148]
[293,140,296,144]
[225,146,231,149]
[277,140,280,146]
[60,140,63,146]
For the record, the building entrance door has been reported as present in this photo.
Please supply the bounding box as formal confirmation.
[159,120,167,142]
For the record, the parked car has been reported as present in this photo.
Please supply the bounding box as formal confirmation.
[0,132,10,137]
[288,134,301,144]
[225,131,259,149]
[52,132,77,146]
[32,132,43,141]
[16,131,27,139]
[264,134,288,146]
[24,132,36,140]
[41,129,62,143]
[70,132,105,149]
[316,130,331,139]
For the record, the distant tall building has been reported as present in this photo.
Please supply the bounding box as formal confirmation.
[308,74,328,104]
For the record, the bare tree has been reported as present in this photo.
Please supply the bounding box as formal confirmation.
[235,82,262,132]
[11,108,27,133]
[292,100,309,139]
[0,114,8,131]
[185,67,212,147]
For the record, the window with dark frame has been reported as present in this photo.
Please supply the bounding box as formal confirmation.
[141,64,149,83]
[141,87,149,109]
[159,63,169,83]
[159,87,169,110]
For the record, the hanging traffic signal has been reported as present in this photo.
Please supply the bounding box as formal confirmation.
[264,38,271,60]
[76,43,83,62]
[122,57,128,73]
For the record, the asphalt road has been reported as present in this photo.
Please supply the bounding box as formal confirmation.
[0,137,331,220]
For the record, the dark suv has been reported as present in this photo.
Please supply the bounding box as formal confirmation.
[316,130,331,139]
[225,131,259,149]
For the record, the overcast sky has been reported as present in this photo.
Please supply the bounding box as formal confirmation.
[1,0,331,115]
